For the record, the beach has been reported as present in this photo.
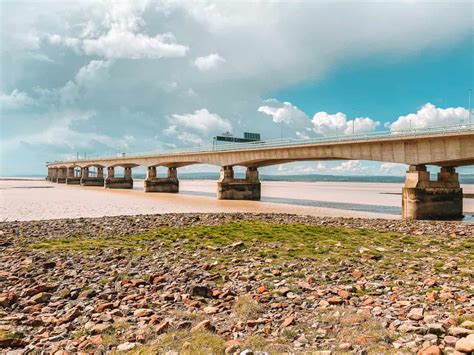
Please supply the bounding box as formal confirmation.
[1,178,474,222]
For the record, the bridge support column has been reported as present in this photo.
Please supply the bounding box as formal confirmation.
[144,167,179,193]
[50,168,58,182]
[105,167,133,189]
[46,168,52,181]
[81,166,105,186]
[57,168,67,183]
[402,165,463,220]
[217,166,261,200]
[66,167,81,185]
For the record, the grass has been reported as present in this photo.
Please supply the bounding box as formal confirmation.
[26,221,473,280]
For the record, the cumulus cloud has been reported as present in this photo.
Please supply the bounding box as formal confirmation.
[0,89,34,110]
[4,110,134,151]
[83,30,188,59]
[170,109,232,134]
[259,100,380,138]
[389,103,469,131]
[165,109,232,145]
[193,53,226,71]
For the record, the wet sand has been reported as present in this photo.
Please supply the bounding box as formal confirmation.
[1,178,473,221]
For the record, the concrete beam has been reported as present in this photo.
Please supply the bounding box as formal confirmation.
[402,165,463,220]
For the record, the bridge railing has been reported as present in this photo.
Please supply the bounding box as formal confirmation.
[51,122,474,163]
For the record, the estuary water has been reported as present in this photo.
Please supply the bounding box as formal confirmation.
[1,178,473,222]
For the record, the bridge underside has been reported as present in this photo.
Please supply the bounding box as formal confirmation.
[46,131,474,220]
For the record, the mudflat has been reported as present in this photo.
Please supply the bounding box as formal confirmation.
[2,179,474,221]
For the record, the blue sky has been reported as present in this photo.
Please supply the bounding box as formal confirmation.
[0,1,473,176]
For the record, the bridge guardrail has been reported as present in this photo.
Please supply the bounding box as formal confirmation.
[50,123,474,164]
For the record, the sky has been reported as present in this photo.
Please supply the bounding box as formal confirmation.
[0,0,473,176]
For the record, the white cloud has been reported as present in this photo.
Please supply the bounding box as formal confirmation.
[332,160,366,173]
[165,109,232,145]
[380,162,407,175]
[4,110,134,151]
[389,103,469,131]
[193,53,226,71]
[259,100,380,138]
[0,89,34,110]
[170,109,232,134]
[83,29,188,59]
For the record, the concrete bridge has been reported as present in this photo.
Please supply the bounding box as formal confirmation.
[46,124,474,220]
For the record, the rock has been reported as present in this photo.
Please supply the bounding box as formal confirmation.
[192,320,215,333]
[427,323,445,335]
[133,308,154,317]
[95,302,114,313]
[229,241,245,249]
[338,343,352,350]
[444,335,458,347]
[449,327,472,337]
[155,320,170,334]
[90,323,112,334]
[188,285,213,298]
[460,321,474,330]
[327,296,343,305]
[59,306,81,324]
[408,307,424,321]
[29,292,50,304]
[281,316,295,328]
[417,345,442,355]
[0,292,17,307]
[203,306,219,314]
[117,342,136,352]
[240,350,253,355]
[0,338,28,349]
[455,334,474,353]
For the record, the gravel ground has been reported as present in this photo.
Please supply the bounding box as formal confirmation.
[0,213,473,354]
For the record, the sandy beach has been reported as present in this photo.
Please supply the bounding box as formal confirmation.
[1,178,473,221]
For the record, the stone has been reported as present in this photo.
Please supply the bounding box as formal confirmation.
[192,320,215,333]
[281,316,295,328]
[117,342,136,352]
[59,306,81,324]
[408,307,424,321]
[30,292,50,304]
[417,345,442,355]
[449,327,472,337]
[444,335,458,347]
[155,321,170,334]
[427,323,445,335]
[133,308,154,317]
[455,334,474,353]
[203,306,219,314]
[460,321,474,330]
[338,343,352,350]
[188,285,213,298]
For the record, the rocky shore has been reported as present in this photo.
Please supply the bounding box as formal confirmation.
[0,213,473,354]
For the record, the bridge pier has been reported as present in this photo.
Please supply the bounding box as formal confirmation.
[57,168,67,183]
[66,167,81,185]
[81,167,105,186]
[402,165,463,220]
[144,167,179,193]
[217,166,261,200]
[46,168,52,181]
[105,167,133,189]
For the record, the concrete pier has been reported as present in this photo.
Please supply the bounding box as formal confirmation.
[105,167,133,189]
[217,166,261,200]
[402,165,463,220]
[144,167,179,193]
[81,167,105,186]
[66,167,81,185]
[57,168,67,183]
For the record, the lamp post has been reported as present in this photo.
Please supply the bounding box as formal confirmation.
[469,89,472,126]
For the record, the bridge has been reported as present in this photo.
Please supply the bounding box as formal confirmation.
[46,124,474,220]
